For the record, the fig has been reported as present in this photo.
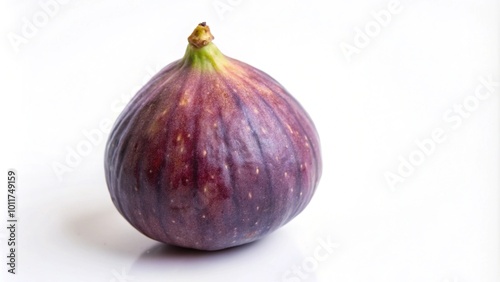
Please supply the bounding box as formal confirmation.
[104,22,322,251]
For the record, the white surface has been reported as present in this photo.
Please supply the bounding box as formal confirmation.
[1,0,499,281]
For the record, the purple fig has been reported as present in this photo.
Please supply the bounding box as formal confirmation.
[105,22,322,251]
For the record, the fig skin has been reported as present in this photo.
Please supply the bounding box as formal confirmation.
[104,23,322,251]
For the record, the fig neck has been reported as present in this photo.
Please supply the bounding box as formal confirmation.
[182,42,229,72]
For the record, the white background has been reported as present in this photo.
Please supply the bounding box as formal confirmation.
[1,0,499,281]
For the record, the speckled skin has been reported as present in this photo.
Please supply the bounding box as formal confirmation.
[105,41,322,251]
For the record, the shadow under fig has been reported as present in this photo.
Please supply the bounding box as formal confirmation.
[129,231,318,282]
[136,237,262,261]
[63,204,153,255]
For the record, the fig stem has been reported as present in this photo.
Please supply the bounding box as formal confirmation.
[188,22,214,48]
[183,22,229,71]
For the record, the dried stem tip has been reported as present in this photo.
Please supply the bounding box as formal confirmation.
[188,22,215,49]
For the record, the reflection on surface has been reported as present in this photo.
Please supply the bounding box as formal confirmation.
[130,230,318,282]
